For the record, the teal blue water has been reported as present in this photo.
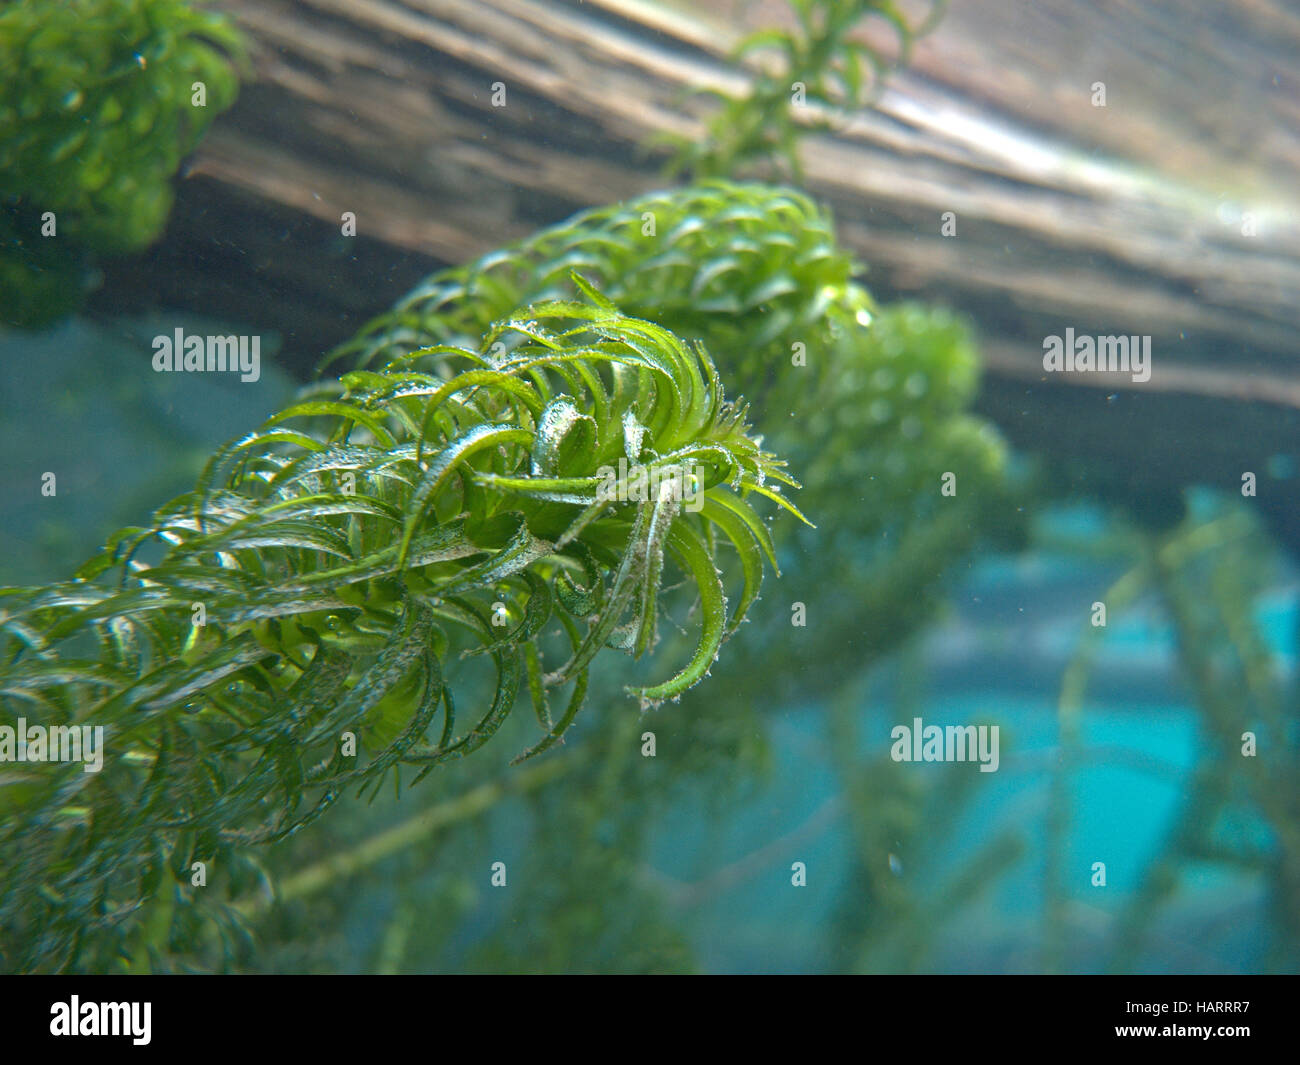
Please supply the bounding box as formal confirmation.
[643,552,1293,973]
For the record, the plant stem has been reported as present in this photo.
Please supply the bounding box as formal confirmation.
[234,750,584,918]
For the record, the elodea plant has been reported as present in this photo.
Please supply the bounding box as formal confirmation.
[332,178,1014,701]
[0,278,802,972]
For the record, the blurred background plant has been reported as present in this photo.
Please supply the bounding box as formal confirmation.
[660,0,946,181]
[0,0,244,327]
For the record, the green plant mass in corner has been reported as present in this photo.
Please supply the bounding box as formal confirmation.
[0,0,244,327]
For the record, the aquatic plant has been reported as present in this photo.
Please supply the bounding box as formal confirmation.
[662,0,947,180]
[328,180,873,393]
[227,0,1292,978]
[0,281,798,971]
[1,0,1021,974]
[1044,498,1300,974]
[0,0,244,326]
[826,670,1023,974]
[230,178,1015,974]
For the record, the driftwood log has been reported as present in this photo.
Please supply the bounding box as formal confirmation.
[91,0,1300,547]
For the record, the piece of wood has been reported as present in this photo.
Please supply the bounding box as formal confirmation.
[89,0,1300,542]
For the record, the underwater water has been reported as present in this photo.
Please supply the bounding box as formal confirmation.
[2,0,1298,985]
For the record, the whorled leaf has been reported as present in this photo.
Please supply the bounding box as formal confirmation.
[0,281,794,971]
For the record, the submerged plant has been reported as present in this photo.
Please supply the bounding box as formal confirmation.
[662,0,947,180]
[328,180,873,394]
[0,280,800,971]
[1043,497,1300,974]
[0,0,244,326]
[333,178,1015,699]
[1,0,1018,973]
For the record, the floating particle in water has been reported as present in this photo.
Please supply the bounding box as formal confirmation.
[888,853,903,876]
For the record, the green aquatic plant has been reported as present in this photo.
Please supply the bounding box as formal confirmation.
[1,0,1015,972]
[0,282,799,971]
[328,180,874,396]
[825,667,1023,974]
[335,178,1015,702]
[662,0,947,180]
[331,179,1002,514]
[0,0,244,327]
[0,178,1010,973]
[1042,497,1300,974]
[212,177,1016,973]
